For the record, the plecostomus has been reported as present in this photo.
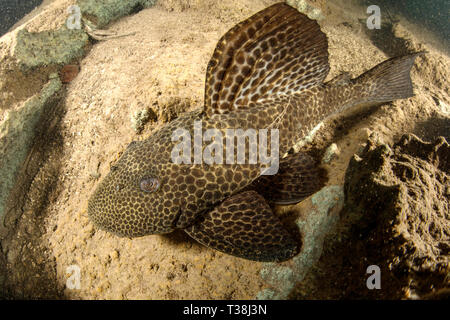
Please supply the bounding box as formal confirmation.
[88,3,422,261]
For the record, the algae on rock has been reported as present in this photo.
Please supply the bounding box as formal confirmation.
[14,27,89,69]
[77,0,157,28]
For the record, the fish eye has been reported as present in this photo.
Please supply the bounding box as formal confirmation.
[139,177,160,193]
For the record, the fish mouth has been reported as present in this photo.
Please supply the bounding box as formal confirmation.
[87,187,124,236]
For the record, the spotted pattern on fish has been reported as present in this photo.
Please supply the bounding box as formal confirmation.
[204,3,329,116]
[88,3,422,261]
[184,190,298,262]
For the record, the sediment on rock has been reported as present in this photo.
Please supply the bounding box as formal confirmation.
[342,133,449,298]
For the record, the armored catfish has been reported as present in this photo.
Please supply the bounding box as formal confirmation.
[88,3,422,262]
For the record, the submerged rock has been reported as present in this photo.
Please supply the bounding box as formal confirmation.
[343,133,449,298]
[78,0,156,28]
[258,185,344,300]
[286,0,324,20]
[0,76,62,237]
[14,27,88,69]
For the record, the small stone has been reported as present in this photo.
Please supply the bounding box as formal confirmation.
[89,171,101,180]
[60,64,80,83]
[130,108,157,133]
[286,0,324,20]
[322,143,340,164]
[110,250,119,260]
[437,99,449,115]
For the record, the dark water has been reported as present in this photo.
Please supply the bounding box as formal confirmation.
[387,0,449,37]
[364,0,450,52]
[1,0,448,49]
[0,0,43,37]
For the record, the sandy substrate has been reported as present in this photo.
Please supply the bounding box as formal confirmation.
[1,0,448,299]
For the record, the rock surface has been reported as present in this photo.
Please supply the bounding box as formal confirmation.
[291,134,449,299]
[343,133,449,298]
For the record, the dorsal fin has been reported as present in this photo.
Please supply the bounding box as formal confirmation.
[204,2,329,117]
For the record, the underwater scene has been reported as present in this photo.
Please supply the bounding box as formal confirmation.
[0,0,448,301]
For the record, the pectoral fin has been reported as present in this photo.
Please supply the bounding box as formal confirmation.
[184,191,298,262]
[249,152,327,204]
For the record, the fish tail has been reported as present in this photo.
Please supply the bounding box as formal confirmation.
[356,52,424,103]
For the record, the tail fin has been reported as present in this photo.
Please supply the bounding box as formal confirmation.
[356,52,424,103]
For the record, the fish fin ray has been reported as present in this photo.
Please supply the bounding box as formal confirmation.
[356,52,424,102]
[204,3,329,117]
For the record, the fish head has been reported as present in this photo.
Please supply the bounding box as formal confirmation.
[87,135,182,238]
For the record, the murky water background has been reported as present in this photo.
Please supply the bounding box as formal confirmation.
[0,0,43,36]
[360,0,449,53]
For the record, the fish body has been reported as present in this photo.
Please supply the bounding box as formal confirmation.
[88,3,421,261]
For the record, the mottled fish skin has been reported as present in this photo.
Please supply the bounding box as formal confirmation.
[88,3,422,261]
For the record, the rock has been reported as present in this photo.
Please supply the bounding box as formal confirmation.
[437,99,449,115]
[322,143,339,164]
[78,0,157,28]
[0,0,159,238]
[0,76,62,237]
[60,64,80,83]
[130,107,157,133]
[258,185,344,299]
[157,96,191,123]
[286,0,324,20]
[14,27,88,69]
[0,0,448,300]
[343,133,449,298]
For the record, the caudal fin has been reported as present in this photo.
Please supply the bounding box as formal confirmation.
[356,52,424,103]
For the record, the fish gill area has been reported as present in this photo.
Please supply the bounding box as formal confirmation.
[0,0,448,299]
